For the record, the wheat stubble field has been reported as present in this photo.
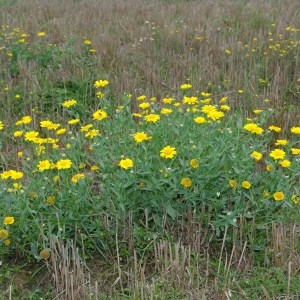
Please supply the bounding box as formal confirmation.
[0,0,300,299]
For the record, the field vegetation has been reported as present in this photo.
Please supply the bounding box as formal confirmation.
[0,0,300,299]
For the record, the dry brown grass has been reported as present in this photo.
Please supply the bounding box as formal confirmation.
[43,213,299,299]
[1,0,299,112]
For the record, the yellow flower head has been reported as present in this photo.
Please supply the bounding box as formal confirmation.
[134,132,152,143]
[94,79,109,88]
[268,125,281,132]
[160,146,177,159]
[275,139,288,146]
[93,109,107,121]
[139,102,150,109]
[250,151,263,161]
[162,97,174,104]
[190,159,199,169]
[119,158,134,169]
[229,180,237,190]
[280,160,291,168]
[3,216,14,225]
[273,191,284,201]
[291,127,300,134]
[194,116,206,124]
[291,148,300,155]
[56,159,72,170]
[144,114,160,123]
[0,229,9,239]
[269,149,286,160]
[68,119,80,125]
[62,99,77,108]
[180,83,192,90]
[181,177,192,188]
[71,173,85,183]
[242,181,251,189]
[37,160,51,171]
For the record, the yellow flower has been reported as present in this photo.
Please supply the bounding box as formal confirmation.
[144,114,160,123]
[243,123,264,134]
[46,196,55,205]
[62,99,77,108]
[134,132,152,143]
[253,109,263,114]
[37,160,51,171]
[17,151,23,157]
[194,116,206,124]
[220,105,230,111]
[94,79,109,88]
[68,118,80,125]
[161,108,173,115]
[201,92,211,98]
[266,165,273,171]
[273,191,284,201]
[250,151,262,161]
[132,113,142,118]
[162,97,174,104]
[201,105,216,114]
[180,83,192,90]
[93,109,107,121]
[96,91,104,99]
[71,173,85,183]
[269,149,286,160]
[80,124,93,132]
[291,127,300,134]
[242,181,251,189]
[139,102,150,109]
[291,195,300,204]
[37,31,46,37]
[9,170,23,180]
[136,95,147,101]
[119,158,134,169]
[0,121,4,130]
[53,175,60,183]
[160,146,177,159]
[91,165,100,171]
[229,180,237,190]
[40,120,60,130]
[219,96,228,103]
[263,190,270,198]
[56,128,66,135]
[13,130,23,137]
[182,96,198,105]
[3,216,14,225]
[84,39,92,45]
[24,131,39,142]
[291,148,300,155]
[39,249,50,260]
[280,160,291,168]
[0,229,8,239]
[181,177,192,188]
[275,139,288,146]
[85,129,99,139]
[206,110,225,121]
[56,159,72,170]
[189,159,199,169]
[4,239,11,246]
[268,125,281,132]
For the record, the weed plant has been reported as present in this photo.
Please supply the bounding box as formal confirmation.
[0,0,300,298]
